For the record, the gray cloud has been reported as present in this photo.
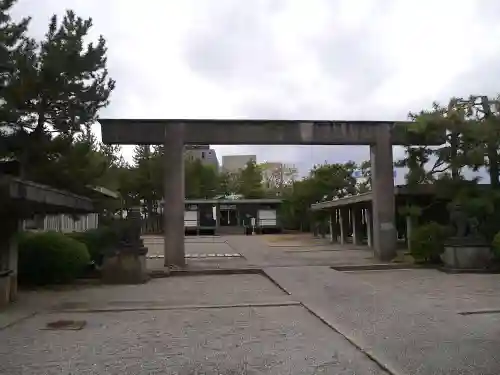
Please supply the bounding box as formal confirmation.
[183,1,284,87]
[443,55,500,99]
[9,0,500,180]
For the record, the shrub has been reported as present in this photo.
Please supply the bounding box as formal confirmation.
[18,231,90,285]
[410,222,449,263]
[66,226,119,266]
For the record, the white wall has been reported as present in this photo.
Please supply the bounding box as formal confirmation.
[23,213,99,233]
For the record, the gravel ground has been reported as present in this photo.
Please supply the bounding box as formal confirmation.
[1,297,385,374]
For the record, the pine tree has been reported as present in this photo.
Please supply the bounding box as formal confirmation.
[1,7,115,189]
[0,0,31,160]
[12,10,116,136]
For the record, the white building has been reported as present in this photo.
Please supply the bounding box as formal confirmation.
[261,162,298,189]
[184,145,219,171]
[222,154,256,173]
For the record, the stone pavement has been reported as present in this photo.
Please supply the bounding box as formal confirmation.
[264,267,500,375]
[0,274,385,375]
[143,234,500,374]
[2,234,500,374]
[144,234,380,270]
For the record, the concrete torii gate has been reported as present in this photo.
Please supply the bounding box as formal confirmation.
[100,119,441,265]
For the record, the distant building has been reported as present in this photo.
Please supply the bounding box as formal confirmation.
[184,145,219,171]
[222,155,256,173]
[260,162,283,183]
[261,162,298,190]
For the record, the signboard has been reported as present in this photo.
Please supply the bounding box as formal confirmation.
[258,209,277,227]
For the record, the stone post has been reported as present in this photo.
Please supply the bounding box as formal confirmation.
[365,208,373,248]
[370,124,397,260]
[329,212,334,243]
[164,123,186,267]
[406,215,413,252]
[339,208,349,245]
[320,218,326,238]
[334,210,340,243]
[312,219,319,237]
[215,203,221,232]
[351,206,363,246]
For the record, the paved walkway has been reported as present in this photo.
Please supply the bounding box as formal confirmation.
[1,234,500,374]
[144,234,382,270]
[0,274,385,375]
[265,267,500,375]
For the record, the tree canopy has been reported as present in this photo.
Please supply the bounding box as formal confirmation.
[0,1,115,195]
[397,95,500,240]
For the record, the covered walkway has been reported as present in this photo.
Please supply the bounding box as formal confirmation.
[310,185,440,252]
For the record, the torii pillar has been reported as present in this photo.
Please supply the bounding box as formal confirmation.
[370,124,397,260]
[163,123,186,267]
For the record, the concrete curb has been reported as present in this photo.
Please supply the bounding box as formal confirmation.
[438,266,500,274]
[331,263,429,271]
[0,311,38,331]
[49,301,302,314]
[149,268,263,278]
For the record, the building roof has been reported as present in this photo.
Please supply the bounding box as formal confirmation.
[1,175,97,215]
[87,185,119,199]
[310,184,437,210]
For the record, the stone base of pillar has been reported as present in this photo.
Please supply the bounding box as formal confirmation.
[101,245,152,284]
[441,238,493,270]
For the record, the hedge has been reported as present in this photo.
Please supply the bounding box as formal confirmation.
[18,231,90,285]
[66,226,119,266]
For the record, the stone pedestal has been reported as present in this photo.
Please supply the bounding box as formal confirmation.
[101,244,150,284]
[441,238,493,270]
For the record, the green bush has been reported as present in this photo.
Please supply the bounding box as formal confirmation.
[410,222,449,263]
[66,226,119,266]
[18,231,90,285]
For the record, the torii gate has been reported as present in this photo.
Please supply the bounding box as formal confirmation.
[99,119,443,266]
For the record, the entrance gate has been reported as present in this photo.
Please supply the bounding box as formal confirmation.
[100,119,443,267]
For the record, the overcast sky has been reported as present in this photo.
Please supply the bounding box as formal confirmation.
[12,0,500,181]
